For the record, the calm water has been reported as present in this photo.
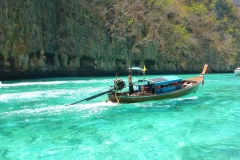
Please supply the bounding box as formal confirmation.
[0,73,240,160]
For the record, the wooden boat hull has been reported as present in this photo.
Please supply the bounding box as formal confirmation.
[108,78,202,103]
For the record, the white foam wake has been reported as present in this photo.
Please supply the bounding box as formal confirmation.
[0,79,113,88]
[177,96,198,101]
[0,101,117,119]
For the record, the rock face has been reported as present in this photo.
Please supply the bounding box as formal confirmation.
[0,0,239,80]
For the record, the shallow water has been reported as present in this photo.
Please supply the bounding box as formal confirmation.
[0,73,240,159]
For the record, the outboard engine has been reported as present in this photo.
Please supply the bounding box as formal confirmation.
[114,79,125,90]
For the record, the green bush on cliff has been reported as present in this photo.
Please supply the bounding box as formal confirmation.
[185,3,209,15]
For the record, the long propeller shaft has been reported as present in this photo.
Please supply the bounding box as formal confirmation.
[67,88,114,106]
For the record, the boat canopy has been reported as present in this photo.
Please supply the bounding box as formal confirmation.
[147,76,182,86]
[129,67,143,71]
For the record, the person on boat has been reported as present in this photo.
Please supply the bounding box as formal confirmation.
[151,86,155,94]
[128,71,134,95]
[147,82,155,94]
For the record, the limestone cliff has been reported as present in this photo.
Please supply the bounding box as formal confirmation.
[0,0,240,80]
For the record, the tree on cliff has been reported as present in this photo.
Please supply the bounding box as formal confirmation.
[94,0,240,72]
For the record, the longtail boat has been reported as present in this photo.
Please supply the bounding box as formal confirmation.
[107,64,208,103]
[67,64,208,105]
[234,67,240,76]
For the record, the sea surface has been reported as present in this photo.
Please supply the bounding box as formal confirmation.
[0,73,240,160]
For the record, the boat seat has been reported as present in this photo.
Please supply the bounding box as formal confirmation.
[176,85,181,90]
[161,86,174,92]
[156,89,162,93]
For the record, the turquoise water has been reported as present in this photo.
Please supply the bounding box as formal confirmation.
[0,73,240,160]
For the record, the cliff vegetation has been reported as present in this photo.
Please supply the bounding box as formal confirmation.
[0,0,240,79]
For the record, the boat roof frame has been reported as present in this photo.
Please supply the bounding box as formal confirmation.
[128,67,144,71]
[138,76,182,86]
